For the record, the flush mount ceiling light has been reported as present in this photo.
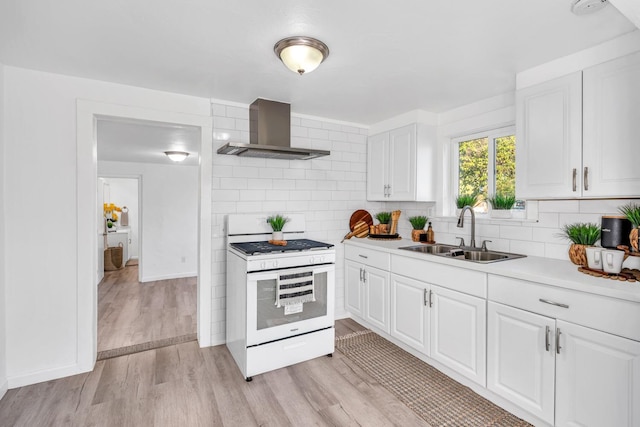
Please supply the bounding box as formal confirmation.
[274,36,329,75]
[571,0,608,15]
[164,151,189,162]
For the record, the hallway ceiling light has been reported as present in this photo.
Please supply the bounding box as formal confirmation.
[164,151,189,162]
[274,36,329,75]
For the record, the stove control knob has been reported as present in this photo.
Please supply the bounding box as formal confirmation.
[272,260,278,268]
[260,262,266,269]
[320,256,325,262]
[309,257,315,264]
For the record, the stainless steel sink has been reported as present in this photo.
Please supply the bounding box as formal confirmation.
[398,245,526,263]
[399,244,458,254]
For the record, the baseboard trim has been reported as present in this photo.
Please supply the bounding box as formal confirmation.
[7,363,88,389]
[0,377,8,400]
[140,272,197,282]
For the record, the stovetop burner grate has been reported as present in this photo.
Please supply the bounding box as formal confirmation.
[230,239,334,256]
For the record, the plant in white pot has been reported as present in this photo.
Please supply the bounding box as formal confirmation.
[267,214,289,241]
[487,193,516,219]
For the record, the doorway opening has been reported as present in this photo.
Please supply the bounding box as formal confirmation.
[76,100,213,371]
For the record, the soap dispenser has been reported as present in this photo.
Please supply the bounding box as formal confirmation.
[426,222,435,244]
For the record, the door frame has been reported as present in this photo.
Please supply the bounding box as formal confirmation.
[77,99,212,371]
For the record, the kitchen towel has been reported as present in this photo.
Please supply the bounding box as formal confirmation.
[120,206,129,226]
[275,270,315,307]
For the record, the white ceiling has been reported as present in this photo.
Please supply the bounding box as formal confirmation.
[97,118,201,165]
[0,0,635,125]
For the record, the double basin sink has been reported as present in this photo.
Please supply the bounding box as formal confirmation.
[398,244,526,264]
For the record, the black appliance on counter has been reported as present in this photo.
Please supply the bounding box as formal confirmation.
[601,216,632,248]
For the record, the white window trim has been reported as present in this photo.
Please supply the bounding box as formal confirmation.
[450,125,516,217]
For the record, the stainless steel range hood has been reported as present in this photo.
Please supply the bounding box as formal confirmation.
[216,99,330,160]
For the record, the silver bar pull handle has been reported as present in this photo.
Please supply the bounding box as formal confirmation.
[539,298,569,309]
[359,268,363,282]
[428,290,433,307]
[423,289,428,306]
[584,167,589,191]
[545,326,551,352]
[556,328,562,354]
[362,269,366,284]
[358,254,368,259]
[572,168,577,192]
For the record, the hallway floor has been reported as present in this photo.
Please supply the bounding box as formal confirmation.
[98,265,197,353]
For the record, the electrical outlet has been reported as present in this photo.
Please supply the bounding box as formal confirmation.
[181,256,186,263]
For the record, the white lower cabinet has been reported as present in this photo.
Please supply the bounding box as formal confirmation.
[345,245,391,334]
[363,266,390,333]
[489,275,640,427]
[430,285,486,387]
[488,302,556,424]
[555,320,640,427]
[390,274,430,354]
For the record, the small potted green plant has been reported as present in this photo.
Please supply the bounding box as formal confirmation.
[266,214,289,241]
[558,222,601,266]
[408,215,428,242]
[486,193,517,219]
[376,211,392,233]
[455,193,478,215]
[619,203,640,253]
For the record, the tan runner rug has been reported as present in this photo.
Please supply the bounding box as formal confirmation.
[336,330,532,427]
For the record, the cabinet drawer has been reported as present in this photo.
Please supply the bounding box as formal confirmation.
[345,245,390,270]
[489,274,640,341]
[391,255,486,298]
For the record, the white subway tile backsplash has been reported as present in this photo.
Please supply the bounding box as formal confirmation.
[247,178,273,190]
[220,177,248,189]
[259,168,284,179]
[579,198,635,214]
[510,240,545,257]
[500,225,533,240]
[225,105,249,119]
[291,126,309,137]
[300,118,323,129]
[309,128,329,140]
[538,200,580,213]
[558,213,601,225]
[214,116,235,129]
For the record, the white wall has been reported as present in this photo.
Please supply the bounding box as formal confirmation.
[101,177,140,259]
[3,66,210,387]
[99,162,198,281]
[0,62,8,399]
[210,101,372,344]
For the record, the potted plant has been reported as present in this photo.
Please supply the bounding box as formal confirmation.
[408,215,428,242]
[375,211,392,234]
[558,222,601,266]
[486,193,516,219]
[266,214,289,241]
[455,193,478,216]
[619,202,640,252]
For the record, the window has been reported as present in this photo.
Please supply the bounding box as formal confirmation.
[453,127,516,213]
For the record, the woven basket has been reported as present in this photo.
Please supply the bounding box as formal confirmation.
[104,243,124,271]
[568,243,588,266]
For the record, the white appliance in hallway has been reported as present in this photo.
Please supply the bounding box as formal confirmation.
[226,214,336,381]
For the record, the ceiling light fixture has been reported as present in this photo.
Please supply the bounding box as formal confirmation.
[164,151,189,162]
[274,36,329,75]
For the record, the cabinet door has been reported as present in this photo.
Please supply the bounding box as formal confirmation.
[390,274,429,354]
[583,51,640,197]
[515,72,582,198]
[555,320,640,427]
[387,124,416,201]
[345,260,364,317]
[364,266,390,334]
[430,285,486,386]
[367,132,388,201]
[487,302,555,425]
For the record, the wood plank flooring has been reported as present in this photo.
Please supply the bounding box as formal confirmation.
[0,319,430,427]
[98,266,197,353]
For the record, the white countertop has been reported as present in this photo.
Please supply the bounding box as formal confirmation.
[345,237,640,303]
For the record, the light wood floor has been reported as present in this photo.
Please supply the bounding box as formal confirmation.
[98,265,197,353]
[0,319,430,427]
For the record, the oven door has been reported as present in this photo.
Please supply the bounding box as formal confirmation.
[246,264,335,346]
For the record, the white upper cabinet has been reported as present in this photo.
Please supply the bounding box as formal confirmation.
[516,51,640,199]
[582,51,640,197]
[516,72,582,199]
[367,123,435,201]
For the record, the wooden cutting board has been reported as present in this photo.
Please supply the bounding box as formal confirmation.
[349,210,373,231]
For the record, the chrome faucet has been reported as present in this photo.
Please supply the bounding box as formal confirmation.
[457,206,476,249]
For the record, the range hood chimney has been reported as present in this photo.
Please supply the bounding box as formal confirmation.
[216,98,330,160]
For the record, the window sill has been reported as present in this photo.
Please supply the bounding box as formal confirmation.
[433,215,539,224]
